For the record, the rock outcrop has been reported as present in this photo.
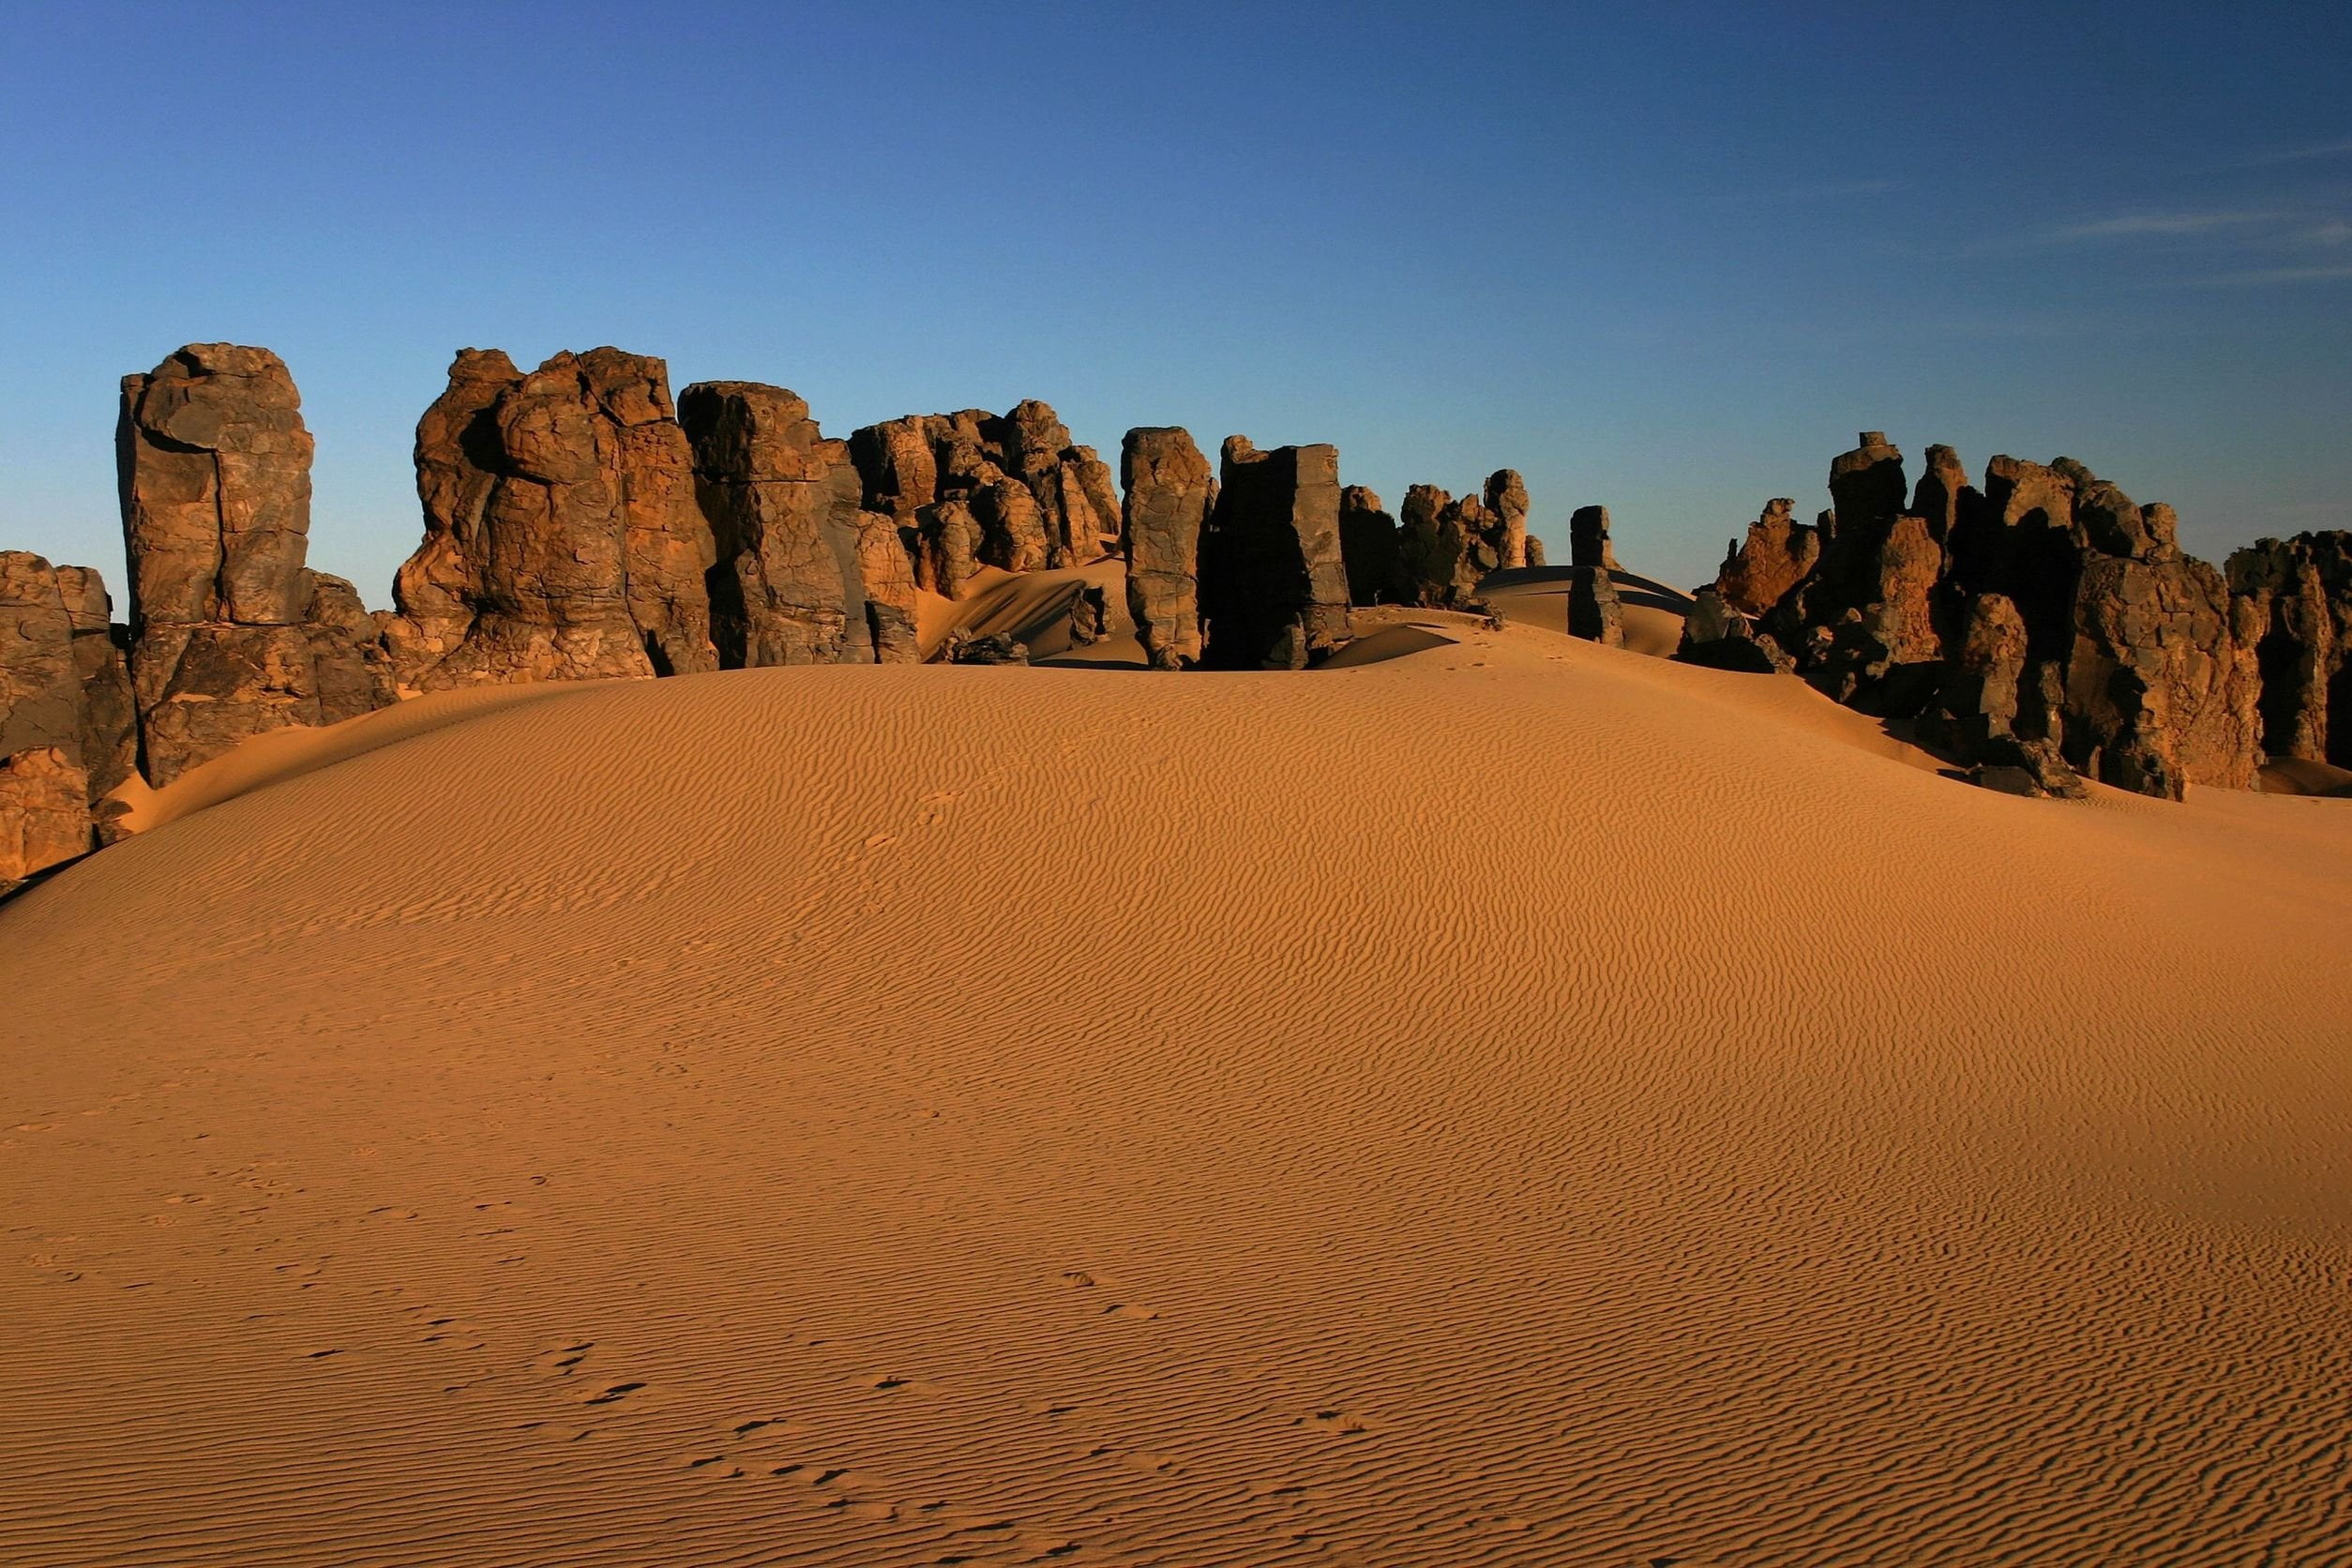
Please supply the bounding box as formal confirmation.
[1569,505,1620,571]
[679,380,886,667]
[1566,565,1624,647]
[1338,485,1409,607]
[1379,471,1532,608]
[1748,431,2260,799]
[385,347,719,689]
[119,344,394,784]
[1199,437,1350,669]
[1675,584,1786,673]
[1121,428,1214,670]
[0,747,90,889]
[1714,499,1818,618]
[850,400,1118,595]
[2228,532,2352,767]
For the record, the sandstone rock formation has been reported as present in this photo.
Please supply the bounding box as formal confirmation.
[1121,428,1214,670]
[385,347,720,688]
[119,344,395,784]
[849,401,1117,594]
[1714,499,1818,618]
[1380,472,1532,608]
[0,747,90,889]
[2228,532,2352,767]
[1569,505,1620,571]
[1338,486,1409,607]
[677,381,878,668]
[1199,437,1350,669]
[1747,431,2261,799]
[1566,566,1624,647]
[1675,584,1787,673]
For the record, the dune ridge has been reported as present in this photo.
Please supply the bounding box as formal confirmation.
[3,623,2349,1566]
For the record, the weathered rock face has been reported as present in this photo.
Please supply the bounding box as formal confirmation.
[1,552,88,775]
[849,400,1118,592]
[1338,485,1409,607]
[119,344,395,785]
[1714,499,1819,618]
[1395,484,1457,607]
[1485,471,1531,571]
[917,498,985,603]
[386,347,720,689]
[2064,539,2259,796]
[56,566,138,804]
[1569,505,1620,571]
[1199,437,1350,669]
[2228,532,2352,767]
[0,746,89,888]
[1121,428,1214,670]
[1378,472,1532,608]
[1566,566,1624,647]
[677,381,876,668]
[1675,584,1787,673]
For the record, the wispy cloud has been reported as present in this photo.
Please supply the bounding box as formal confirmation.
[2240,137,2352,165]
[2197,263,2352,286]
[2053,210,2283,240]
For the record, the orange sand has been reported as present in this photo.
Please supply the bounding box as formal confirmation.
[4,615,2349,1566]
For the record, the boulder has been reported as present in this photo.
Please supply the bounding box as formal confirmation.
[2064,542,2260,797]
[0,552,86,773]
[678,380,873,668]
[946,631,1028,666]
[1121,427,1214,670]
[119,344,394,784]
[1675,585,1787,673]
[386,347,720,689]
[1199,437,1350,669]
[1714,499,1818,618]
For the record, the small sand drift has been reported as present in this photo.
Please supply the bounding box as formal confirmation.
[2,621,2347,1566]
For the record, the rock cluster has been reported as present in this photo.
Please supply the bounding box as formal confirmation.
[1198,437,1352,669]
[1346,471,1534,608]
[1711,432,2264,799]
[849,400,1120,593]
[19,337,2352,891]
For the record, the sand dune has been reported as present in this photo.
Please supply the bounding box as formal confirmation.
[4,619,2349,1567]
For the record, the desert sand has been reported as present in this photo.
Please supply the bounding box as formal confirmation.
[4,610,2349,1567]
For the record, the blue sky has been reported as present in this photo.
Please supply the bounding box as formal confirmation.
[4,0,2349,604]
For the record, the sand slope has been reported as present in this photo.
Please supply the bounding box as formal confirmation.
[4,621,2349,1567]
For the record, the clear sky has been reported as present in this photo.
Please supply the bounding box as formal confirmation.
[4,0,2349,606]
